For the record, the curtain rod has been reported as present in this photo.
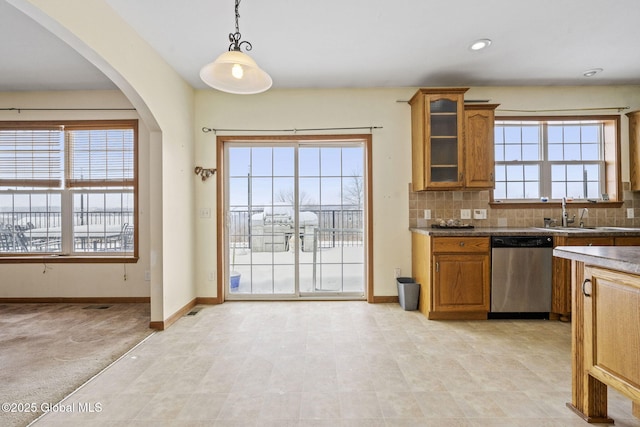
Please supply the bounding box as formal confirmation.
[1,107,137,112]
[497,106,630,113]
[202,126,382,134]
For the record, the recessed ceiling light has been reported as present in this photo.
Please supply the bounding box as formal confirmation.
[583,68,603,77]
[469,39,492,51]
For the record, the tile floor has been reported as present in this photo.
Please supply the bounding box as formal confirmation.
[34,302,640,426]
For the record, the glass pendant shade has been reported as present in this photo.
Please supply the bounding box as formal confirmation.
[200,50,272,95]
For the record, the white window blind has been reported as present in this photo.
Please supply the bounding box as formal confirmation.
[66,127,135,187]
[0,128,63,188]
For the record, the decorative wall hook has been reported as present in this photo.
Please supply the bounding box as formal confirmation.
[194,166,216,181]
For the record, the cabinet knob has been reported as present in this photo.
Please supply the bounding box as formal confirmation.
[459,241,465,247]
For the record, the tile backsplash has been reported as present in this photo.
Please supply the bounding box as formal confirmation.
[409,183,640,229]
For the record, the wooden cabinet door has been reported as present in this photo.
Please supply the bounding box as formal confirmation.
[409,88,468,191]
[464,104,498,189]
[433,253,490,313]
[628,110,640,191]
[410,93,427,191]
[425,92,465,189]
[583,266,640,402]
[552,236,613,320]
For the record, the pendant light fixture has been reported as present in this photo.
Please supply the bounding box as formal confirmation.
[200,0,272,94]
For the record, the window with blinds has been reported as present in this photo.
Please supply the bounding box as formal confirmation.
[0,120,137,258]
[67,127,135,188]
[0,127,63,189]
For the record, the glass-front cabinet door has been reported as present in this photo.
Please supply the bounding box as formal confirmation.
[410,88,467,191]
[426,92,465,188]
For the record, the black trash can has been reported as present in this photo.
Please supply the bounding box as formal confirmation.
[397,277,420,311]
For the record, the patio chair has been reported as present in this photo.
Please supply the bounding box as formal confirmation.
[105,223,131,250]
[0,225,13,251]
[121,224,134,251]
[0,224,29,252]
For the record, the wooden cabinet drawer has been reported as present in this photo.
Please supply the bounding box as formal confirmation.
[565,236,613,246]
[432,237,489,253]
[614,236,640,246]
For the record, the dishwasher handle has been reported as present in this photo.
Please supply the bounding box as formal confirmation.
[491,236,553,248]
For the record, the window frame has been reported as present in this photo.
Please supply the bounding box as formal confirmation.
[0,119,138,263]
[490,115,622,208]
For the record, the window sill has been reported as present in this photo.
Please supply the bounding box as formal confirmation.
[0,255,139,264]
[489,201,624,209]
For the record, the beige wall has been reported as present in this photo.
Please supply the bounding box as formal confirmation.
[3,1,640,305]
[194,86,640,298]
[195,88,424,298]
[9,0,197,323]
[0,91,150,298]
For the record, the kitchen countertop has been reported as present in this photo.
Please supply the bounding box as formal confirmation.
[553,246,640,276]
[409,226,640,237]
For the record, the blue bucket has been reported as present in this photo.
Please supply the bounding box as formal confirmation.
[230,273,241,291]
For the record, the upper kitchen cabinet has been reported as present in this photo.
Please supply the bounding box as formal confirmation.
[628,110,640,190]
[410,88,467,191]
[464,104,499,189]
[410,88,498,191]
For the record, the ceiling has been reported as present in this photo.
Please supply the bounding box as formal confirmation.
[2,0,640,92]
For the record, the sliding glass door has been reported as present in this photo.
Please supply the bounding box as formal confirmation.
[224,139,366,299]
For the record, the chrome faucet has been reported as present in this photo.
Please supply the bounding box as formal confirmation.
[562,197,575,227]
[579,208,589,228]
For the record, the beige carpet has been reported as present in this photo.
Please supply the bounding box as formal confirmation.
[0,303,152,427]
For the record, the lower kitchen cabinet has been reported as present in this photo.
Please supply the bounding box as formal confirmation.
[564,258,640,423]
[550,236,640,321]
[412,234,490,320]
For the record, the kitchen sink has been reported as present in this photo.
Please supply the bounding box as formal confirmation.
[594,226,640,231]
[532,226,640,232]
[532,227,593,232]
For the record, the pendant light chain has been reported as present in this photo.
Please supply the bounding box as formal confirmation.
[229,0,252,52]
[234,0,240,34]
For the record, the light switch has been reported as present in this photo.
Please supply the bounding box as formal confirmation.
[474,209,487,220]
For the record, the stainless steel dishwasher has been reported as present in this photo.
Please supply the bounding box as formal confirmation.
[490,235,553,316]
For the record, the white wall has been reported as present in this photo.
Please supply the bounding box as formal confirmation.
[0,90,150,298]
[195,86,640,297]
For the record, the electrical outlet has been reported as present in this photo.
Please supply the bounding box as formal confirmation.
[144,270,151,281]
[423,209,431,220]
[199,207,211,218]
[473,209,487,220]
[460,209,471,219]
[627,208,635,219]
[208,271,215,281]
